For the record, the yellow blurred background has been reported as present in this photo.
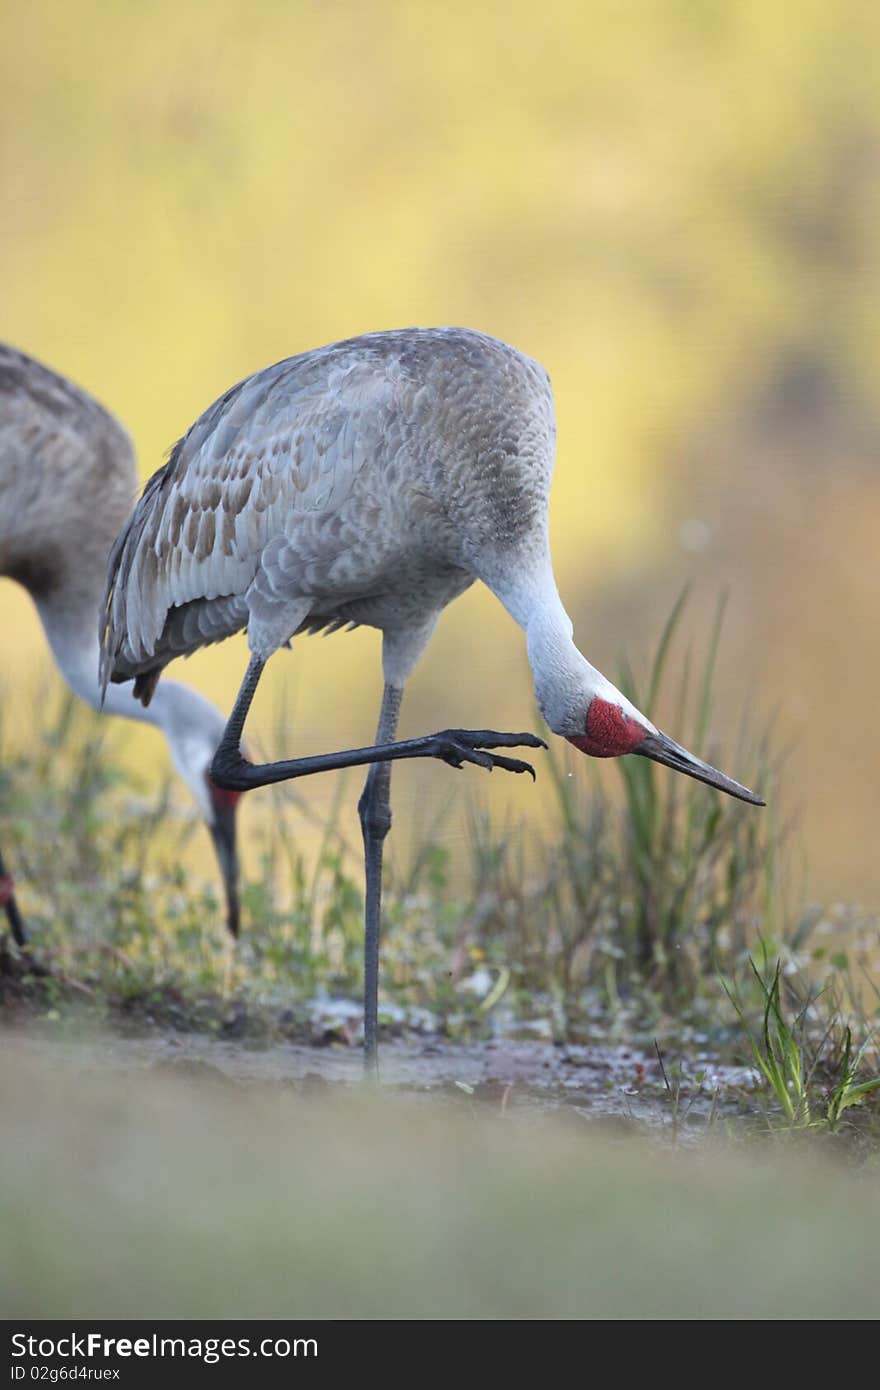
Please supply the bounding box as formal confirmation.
[3,0,879,904]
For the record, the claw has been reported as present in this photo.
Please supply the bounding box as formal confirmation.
[489,755,537,780]
[521,734,548,750]
[433,738,538,780]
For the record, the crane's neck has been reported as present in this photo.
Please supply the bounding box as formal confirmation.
[479,551,639,736]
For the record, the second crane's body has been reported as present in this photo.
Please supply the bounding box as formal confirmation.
[103,327,762,1071]
[0,344,242,942]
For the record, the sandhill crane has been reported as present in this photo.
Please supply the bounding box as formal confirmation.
[100,326,763,1072]
[0,344,243,945]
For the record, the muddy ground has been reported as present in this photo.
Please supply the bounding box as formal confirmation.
[0,942,763,1135]
[3,1023,759,1135]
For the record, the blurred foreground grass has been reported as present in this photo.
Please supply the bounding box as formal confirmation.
[2,1046,880,1319]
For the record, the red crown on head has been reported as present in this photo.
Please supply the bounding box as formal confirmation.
[567,698,649,758]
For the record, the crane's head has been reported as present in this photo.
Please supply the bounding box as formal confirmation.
[529,630,764,806]
[565,683,764,806]
[161,691,246,937]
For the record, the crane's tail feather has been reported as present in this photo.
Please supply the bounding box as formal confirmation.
[99,455,178,705]
[102,591,249,706]
[132,669,162,707]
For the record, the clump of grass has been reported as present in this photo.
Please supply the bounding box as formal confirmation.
[614,590,774,989]
[722,953,880,1134]
[724,959,811,1125]
[457,589,786,1030]
[826,1027,880,1130]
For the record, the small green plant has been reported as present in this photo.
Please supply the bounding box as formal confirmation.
[826,1026,880,1130]
[724,959,811,1124]
[723,955,880,1132]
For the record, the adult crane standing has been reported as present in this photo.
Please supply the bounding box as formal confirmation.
[100,327,764,1072]
[0,344,243,945]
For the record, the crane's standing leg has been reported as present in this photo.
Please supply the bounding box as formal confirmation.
[0,847,27,948]
[358,684,403,1078]
[211,653,544,1071]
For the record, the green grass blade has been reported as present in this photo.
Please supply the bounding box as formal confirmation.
[694,590,728,759]
[645,583,691,720]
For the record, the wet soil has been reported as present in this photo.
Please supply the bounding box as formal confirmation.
[3,1026,758,1134]
[0,942,760,1134]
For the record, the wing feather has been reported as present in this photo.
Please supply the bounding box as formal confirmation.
[100,346,393,697]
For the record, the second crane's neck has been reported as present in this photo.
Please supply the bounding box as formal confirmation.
[36,596,188,737]
[35,595,224,826]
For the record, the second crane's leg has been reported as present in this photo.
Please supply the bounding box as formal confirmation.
[358,684,403,1079]
[0,847,27,948]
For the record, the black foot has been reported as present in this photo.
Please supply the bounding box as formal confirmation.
[425,730,547,779]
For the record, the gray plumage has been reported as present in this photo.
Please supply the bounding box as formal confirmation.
[0,343,137,614]
[101,328,556,704]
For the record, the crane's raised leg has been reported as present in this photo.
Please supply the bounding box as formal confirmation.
[211,655,545,1070]
[358,683,402,1078]
[0,847,27,949]
[211,657,546,792]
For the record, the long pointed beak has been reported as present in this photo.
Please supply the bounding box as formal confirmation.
[208,802,241,938]
[635,730,765,806]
